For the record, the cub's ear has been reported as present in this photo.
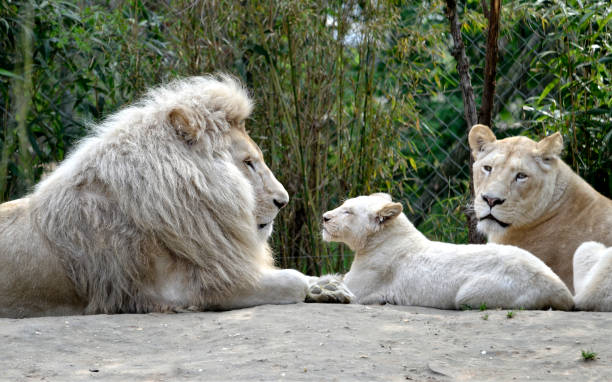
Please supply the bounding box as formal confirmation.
[468,124,497,158]
[168,107,199,145]
[376,202,403,224]
[536,132,563,159]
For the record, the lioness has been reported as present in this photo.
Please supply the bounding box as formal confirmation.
[0,75,350,318]
[321,193,573,310]
[468,124,612,291]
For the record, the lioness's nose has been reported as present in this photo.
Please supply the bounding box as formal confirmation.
[322,212,331,222]
[482,194,505,208]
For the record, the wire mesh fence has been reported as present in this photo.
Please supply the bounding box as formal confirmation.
[395,1,611,250]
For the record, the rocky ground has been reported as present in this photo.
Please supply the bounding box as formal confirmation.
[1,303,611,381]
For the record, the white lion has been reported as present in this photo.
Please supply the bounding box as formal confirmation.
[321,193,573,310]
[468,124,612,292]
[0,75,350,318]
[573,242,612,311]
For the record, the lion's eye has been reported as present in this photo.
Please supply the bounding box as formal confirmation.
[244,158,255,169]
[483,165,492,173]
[516,172,528,181]
[343,210,352,215]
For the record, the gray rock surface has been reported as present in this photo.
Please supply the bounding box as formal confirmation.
[1,303,610,381]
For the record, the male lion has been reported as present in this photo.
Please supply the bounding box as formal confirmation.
[468,124,612,291]
[320,193,573,310]
[0,75,350,318]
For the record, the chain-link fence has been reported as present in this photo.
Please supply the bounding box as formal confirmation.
[397,2,611,246]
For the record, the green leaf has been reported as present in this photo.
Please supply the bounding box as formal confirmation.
[408,157,417,171]
[0,69,22,80]
[537,78,560,105]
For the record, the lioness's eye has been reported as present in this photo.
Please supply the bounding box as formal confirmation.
[483,165,492,173]
[516,172,528,181]
[344,210,352,215]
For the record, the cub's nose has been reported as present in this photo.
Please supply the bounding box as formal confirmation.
[482,194,505,208]
[273,198,288,209]
[322,212,331,222]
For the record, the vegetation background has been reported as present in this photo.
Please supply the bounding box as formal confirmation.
[1,0,610,274]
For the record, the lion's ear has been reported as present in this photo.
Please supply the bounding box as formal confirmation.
[375,202,403,224]
[468,124,497,158]
[536,132,563,159]
[168,107,199,145]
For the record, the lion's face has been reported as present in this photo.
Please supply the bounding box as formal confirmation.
[322,193,402,250]
[228,126,289,241]
[468,125,564,241]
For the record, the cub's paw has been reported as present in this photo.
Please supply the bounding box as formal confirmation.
[306,275,354,304]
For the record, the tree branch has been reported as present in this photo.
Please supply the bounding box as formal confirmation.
[478,0,501,127]
[444,0,478,128]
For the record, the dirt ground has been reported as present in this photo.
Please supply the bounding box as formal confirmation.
[1,303,611,381]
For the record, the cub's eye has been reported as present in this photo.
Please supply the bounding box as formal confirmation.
[516,172,528,181]
[343,210,353,215]
[483,165,492,173]
[244,158,255,169]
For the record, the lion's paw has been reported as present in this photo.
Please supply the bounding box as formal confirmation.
[156,305,201,314]
[306,275,354,304]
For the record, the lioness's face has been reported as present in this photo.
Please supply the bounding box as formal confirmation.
[322,193,402,251]
[229,125,289,240]
[469,125,563,240]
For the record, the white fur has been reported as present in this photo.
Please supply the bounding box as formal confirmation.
[322,194,574,310]
[0,74,349,317]
[573,242,612,311]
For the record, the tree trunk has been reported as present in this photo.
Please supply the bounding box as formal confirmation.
[444,0,484,244]
[478,0,501,127]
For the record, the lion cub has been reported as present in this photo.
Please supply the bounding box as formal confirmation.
[322,193,573,310]
[573,242,612,311]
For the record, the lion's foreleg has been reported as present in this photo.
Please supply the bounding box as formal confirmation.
[216,268,312,310]
[215,269,353,310]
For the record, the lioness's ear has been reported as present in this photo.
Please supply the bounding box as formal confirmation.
[376,202,403,224]
[468,124,497,158]
[169,107,199,145]
[536,132,563,159]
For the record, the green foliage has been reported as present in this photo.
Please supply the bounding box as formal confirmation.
[1,0,170,199]
[521,0,612,195]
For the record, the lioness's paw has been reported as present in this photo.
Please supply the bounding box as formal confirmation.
[306,275,354,304]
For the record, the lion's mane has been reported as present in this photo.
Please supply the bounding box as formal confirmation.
[25,75,270,313]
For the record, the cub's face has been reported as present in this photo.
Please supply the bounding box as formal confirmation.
[322,193,402,251]
[468,125,563,241]
[229,126,289,241]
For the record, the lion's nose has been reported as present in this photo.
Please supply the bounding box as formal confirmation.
[482,194,505,208]
[322,213,331,223]
[273,198,288,209]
